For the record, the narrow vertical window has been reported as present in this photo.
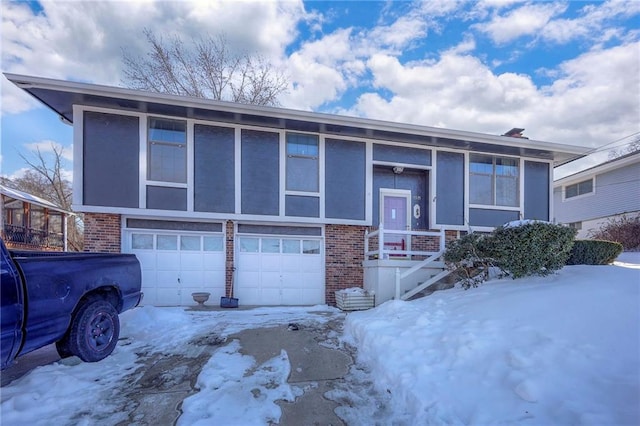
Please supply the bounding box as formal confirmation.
[286,133,319,192]
[148,118,187,183]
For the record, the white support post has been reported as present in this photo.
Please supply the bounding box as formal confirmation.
[395,267,401,300]
[439,227,445,252]
[364,228,369,259]
[379,222,384,259]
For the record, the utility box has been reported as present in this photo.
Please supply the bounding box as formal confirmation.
[335,288,375,311]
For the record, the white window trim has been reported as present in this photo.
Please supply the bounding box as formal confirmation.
[468,153,521,209]
[562,177,596,201]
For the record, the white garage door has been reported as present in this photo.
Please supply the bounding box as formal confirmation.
[236,236,324,305]
[125,231,225,306]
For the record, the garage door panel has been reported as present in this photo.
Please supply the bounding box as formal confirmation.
[281,256,301,272]
[282,273,302,288]
[236,236,324,306]
[203,253,225,270]
[261,271,281,288]
[156,252,179,269]
[260,255,281,272]
[180,253,203,270]
[238,254,260,271]
[180,270,203,286]
[156,288,180,306]
[281,289,302,305]
[302,289,324,305]
[135,252,157,269]
[260,288,281,305]
[126,228,225,307]
[299,256,322,271]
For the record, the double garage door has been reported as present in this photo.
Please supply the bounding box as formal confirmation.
[124,222,324,306]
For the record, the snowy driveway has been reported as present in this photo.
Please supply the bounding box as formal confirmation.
[0,306,389,425]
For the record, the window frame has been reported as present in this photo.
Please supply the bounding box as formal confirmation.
[147,117,188,184]
[469,154,520,208]
[563,178,594,200]
[285,132,320,194]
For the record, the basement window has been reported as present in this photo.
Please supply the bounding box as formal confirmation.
[565,179,593,199]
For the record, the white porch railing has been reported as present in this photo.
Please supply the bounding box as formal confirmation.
[364,223,446,260]
[364,224,450,302]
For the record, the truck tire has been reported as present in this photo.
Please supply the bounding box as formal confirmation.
[64,298,120,362]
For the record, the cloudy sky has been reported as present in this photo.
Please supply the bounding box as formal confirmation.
[1,0,639,180]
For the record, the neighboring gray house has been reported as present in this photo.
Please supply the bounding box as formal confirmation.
[6,73,588,307]
[554,151,640,238]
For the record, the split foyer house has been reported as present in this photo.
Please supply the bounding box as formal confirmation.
[554,151,640,238]
[6,74,588,306]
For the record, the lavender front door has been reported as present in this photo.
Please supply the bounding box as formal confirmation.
[381,190,411,257]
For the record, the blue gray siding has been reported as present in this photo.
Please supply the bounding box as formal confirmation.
[325,138,366,220]
[555,162,640,223]
[469,208,519,227]
[83,111,139,207]
[147,186,187,211]
[194,124,235,213]
[285,195,320,218]
[373,144,431,166]
[524,161,550,221]
[436,152,464,226]
[241,129,280,216]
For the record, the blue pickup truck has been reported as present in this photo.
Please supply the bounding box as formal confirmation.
[1,238,142,370]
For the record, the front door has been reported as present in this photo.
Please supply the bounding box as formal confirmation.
[381,190,411,257]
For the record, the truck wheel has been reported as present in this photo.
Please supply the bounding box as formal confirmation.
[66,298,120,362]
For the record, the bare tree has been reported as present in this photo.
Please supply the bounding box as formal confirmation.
[608,136,640,160]
[5,144,84,251]
[122,29,288,106]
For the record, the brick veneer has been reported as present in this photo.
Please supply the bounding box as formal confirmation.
[325,224,366,305]
[84,213,121,252]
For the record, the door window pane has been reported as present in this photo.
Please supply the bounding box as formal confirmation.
[180,235,201,251]
[132,234,154,250]
[261,238,281,253]
[157,235,178,250]
[302,240,320,254]
[283,239,300,254]
[203,236,223,252]
[239,237,259,252]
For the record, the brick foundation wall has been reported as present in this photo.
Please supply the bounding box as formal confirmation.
[84,213,121,252]
[325,224,366,305]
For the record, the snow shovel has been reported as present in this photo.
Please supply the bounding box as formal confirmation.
[220,266,238,308]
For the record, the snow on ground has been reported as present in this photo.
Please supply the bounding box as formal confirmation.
[344,253,640,425]
[1,254,639,425]
[0,306,340,425]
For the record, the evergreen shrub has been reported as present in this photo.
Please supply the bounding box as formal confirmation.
[566,240,623,265]
[444,221,576,289]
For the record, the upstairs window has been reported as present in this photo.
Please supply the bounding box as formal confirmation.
[470,154,519,207]
[286,133,319,192]
[565,179,593,199]
[148,118,187,183]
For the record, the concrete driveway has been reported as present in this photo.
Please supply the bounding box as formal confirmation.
[1,311,374,425]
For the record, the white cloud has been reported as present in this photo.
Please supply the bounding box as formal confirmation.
[1,0,306,112]
[347,40,639,148]
[23,140,73,162]
[475,2,568,44]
